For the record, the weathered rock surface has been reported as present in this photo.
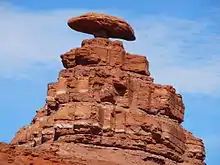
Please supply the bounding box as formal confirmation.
[1,13,206,165]
[67,12,136,41]
[7,38,206,165]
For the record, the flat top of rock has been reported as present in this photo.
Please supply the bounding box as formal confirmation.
[67,12,136,41]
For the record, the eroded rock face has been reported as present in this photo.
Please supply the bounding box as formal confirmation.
[67,12,136,41]
[8,38,206,165]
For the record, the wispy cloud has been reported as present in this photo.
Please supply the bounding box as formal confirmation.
[125,16,220,95]
[0,2,219,95]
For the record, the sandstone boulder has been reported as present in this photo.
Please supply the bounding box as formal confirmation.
[67,12,136,41]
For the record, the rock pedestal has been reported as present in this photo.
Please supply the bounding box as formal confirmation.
[9,38,206,165]
[0,13,205,165]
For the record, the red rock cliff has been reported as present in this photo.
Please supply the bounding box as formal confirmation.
[0,13,206,165]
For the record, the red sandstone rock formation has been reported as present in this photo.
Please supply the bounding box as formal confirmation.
[0,13,206,165]
[68,12,135,40]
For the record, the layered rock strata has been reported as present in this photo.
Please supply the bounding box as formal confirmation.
[67,12,136,40]
[10,38,206,165]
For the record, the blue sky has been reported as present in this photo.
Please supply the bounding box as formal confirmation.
[0,0,219,164]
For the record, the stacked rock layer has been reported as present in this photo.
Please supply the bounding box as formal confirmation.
[10,38,205,165]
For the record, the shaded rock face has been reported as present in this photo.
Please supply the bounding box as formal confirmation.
[6,38,206,165]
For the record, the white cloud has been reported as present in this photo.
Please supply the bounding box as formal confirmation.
[0,3,219,95]
[124,16,220,95]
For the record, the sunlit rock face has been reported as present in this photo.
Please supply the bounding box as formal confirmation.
[1,13,205,165]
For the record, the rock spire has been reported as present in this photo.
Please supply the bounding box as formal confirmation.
[0,13,206,165]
